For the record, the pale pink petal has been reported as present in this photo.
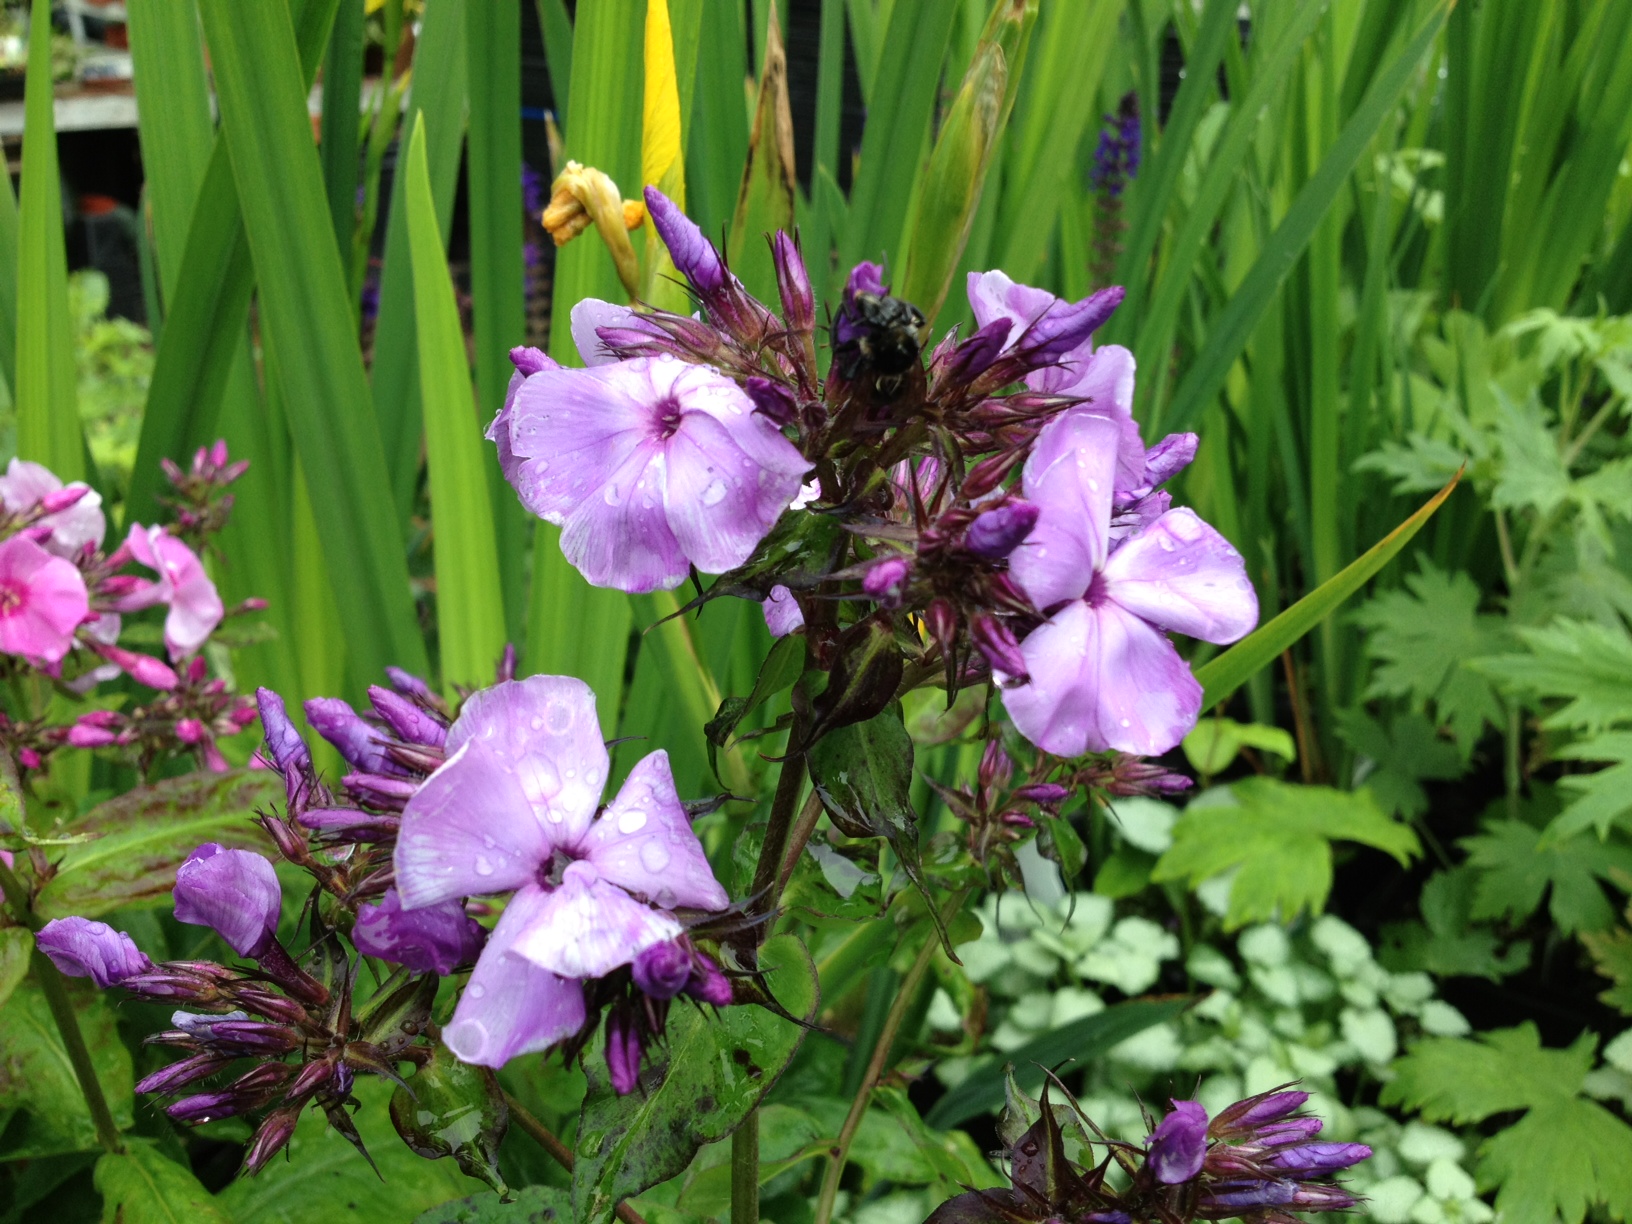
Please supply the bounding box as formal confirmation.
[576,750,729,911]
[443,884,586,1067]
[151,533,224,657]
[559,440,689,592]
[394,739,552,910]
[446,675,610,847]
[0,458,61,510]
[1010,411,1119,610]
[1101,508,1259,644]
[0,460,109,558]
[1002,600,1201,758]
[664,412,797,575]
[510,861,683,979]
[571,298,641,366]
[503,362,656,524]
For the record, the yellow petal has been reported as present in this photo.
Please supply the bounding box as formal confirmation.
[642,0,684,207]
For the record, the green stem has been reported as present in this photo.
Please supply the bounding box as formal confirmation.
[812,888,969,1224]
[0,854,123,1154]
[731,1108,759,1224]
[502,1091,648,1224]
[746,712,808,930]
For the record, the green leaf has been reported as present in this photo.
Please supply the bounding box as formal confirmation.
[33,770,281,921]
[1583,920,1632,1016]
[1461,818,1632,935]
[726,5,798,306]
[923,998,1189,1129]
[218,1078,488,1222]
[1354,563,1508,749]
[391,1045,509,1193]
[413,1185,575,1223]
[1035,814,1085,884]
[0,926,32,1009]
[198,0,430,687]
[1381,867,1531,982]
[571,933,818,1224]
[94,1138,231,1224]
[1194,474,1460,710]
[1478,618,1632,735]
[15,0,83,482]
[0,977,134,1160]
[1550,732,1632,841]
[1334,710,1464,820]
[1383,1025,1632,1224]
[404,114,508,692]
[1182,718,1297,776]
[319,0,367,258]
[1152,778,1420,929]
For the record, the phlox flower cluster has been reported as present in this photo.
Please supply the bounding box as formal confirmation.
[0,445,261,774]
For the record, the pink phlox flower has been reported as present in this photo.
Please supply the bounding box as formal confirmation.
[121,525,224,659]
[1001,411,1258,758]
[394,676,730,1067]
[0,533,91,665]
[495,345,810,593]
[0,458,105,557]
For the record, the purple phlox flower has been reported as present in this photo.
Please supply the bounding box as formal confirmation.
[36,916,153,987]
[965,499,1040,560]
[1148,1099,1210,1184]
[0,458,105,556]
[120,525,224,658]
[368,683,448,748]
[0,533,90,665]
[966,269,1124,366]
[494,349,810,593]
[303,696,403,776]
[352,887,486,975]
[1140,432,1198,491]
[486,345,562,479]
[172,843,283,958]
[762,584,804,637]
[393,676,730,1067]
[1001,411,1258,757]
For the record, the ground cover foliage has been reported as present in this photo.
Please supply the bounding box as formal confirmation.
[1,0,1631,1222]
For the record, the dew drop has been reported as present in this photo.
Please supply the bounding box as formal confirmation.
[702,480,728,506]
[619,808,648,834]
[1120,718,1131,728]
[469,983,486,999]
[1158,536,1175,552]
[640,842,671,872]
[475,856,494,877]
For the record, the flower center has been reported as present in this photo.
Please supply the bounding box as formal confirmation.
[537,847,578,889]
[0,582,22,617]
[653,396,684,440]
[1085,568,1110,608]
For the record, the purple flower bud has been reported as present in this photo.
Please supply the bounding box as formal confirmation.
[297,807,402,840]
[1290,1184,1362,1210]
[971,615,1028,681]
[136,1053,236,1096]
[939,318,1013,385]
[170,1008,251,1034]
[1020,285,1123,361]
[632,940,693,1000]
[386,666,435,699]
[966,499,1040,559]
[1215,1089,1310,1133]
[284,1058,339,1103]
[605,1009,644,1096]
[1085,1215,1131,1224]
[367,685,447,748]
[1254,1117,1324,1147]
[229,988,312,1026]
[509,345,553,377]
[245,1107,302,1173]
[343,772,420,804]
[685,956,733,1007]
[645,187,727,296]
[978,741,1013,791]
[862,556,911,607]
[1201,1180,1298,1211]
[36,916,153,987]
[172,843,282,958]
[304,697,399,775]
[1014,782,1072,804]
[204,1020,301,1056]
[772,231,814,335]
[256,687,311,775]
[352,888,486,974]
[1264,1142,1371,1176]
[67,723,118,748]
[743,375,798,425]
[167,1092,245,1123]
[1143,432,1198,488]
[1148,1099,1209,1184]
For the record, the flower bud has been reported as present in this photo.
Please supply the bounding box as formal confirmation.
[771,230,814,336]
[605,1009,645,1096]
[304,697,398,775]
[175,718,205,745]
[36,916,153,987]
[167,1091,244,1123]
[385,666,434,700]
[39,485,89,515]
[1147,1099,1208,1184]
[685,955,733,1007]
[173,843,282,958]
[1264,1142,1372,1176]
[1014,782,1071,805]
[743,376,798,425]
[644,186,726,296]
[971,615,1027,681]
[965,499,1039,559]
[352,889,485,975]
[67,723,118,748]
[978,740,1012,792]
[367,685,447,748]
[632,940,692,1000]
[245,1107,302,1173]
[136,1053,236,1096]
[508,345,553,377]
[862,556,911,607]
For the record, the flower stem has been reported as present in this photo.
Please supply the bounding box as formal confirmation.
[503,1091,649,1224]
[0,854,124,1155]
[731,1107,759,1224]
[812,888,969,1224]
[746,712,808,931]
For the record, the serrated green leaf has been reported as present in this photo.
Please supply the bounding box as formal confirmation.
[571,934,818,1224]
[1383,1025,1632,1224]
[94,1139,230,1224]
[1354,563,1508,749]
[1461,818,1632,935]
[1583,923,1632,1016]
[1151,778,1419,929]
[1335,710,1465,820]
[34,771,281,920]
[1478,618,1632,734]
[1381,867,1529,983]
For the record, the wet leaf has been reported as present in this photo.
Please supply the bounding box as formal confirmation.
[0,926,31,1009]
[391,1045,509,1193]
[34,770,281,920]
[412,1186,575,1223]
[804,616,905,745]
[571,933,818,1224]
[94,1138,230,1223]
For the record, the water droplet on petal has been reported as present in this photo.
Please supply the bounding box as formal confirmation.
[619,808,648,834]
[475,856,494,876]
[640,842,671,872]
[702,480,727,506]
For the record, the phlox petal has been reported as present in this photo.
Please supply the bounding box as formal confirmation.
[511,862,683,980]
[504,362,656,523]
[0,535,89,664]
[559,440,689,592]
[1032,344,1146,494]
[1102,508,1258,644]
[1010,411,1120,610]
[577,750,729,911]
[443,885,585,1068]
[570,298,640,366]
[664,412,797,575]
[1002,600,1201,758]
